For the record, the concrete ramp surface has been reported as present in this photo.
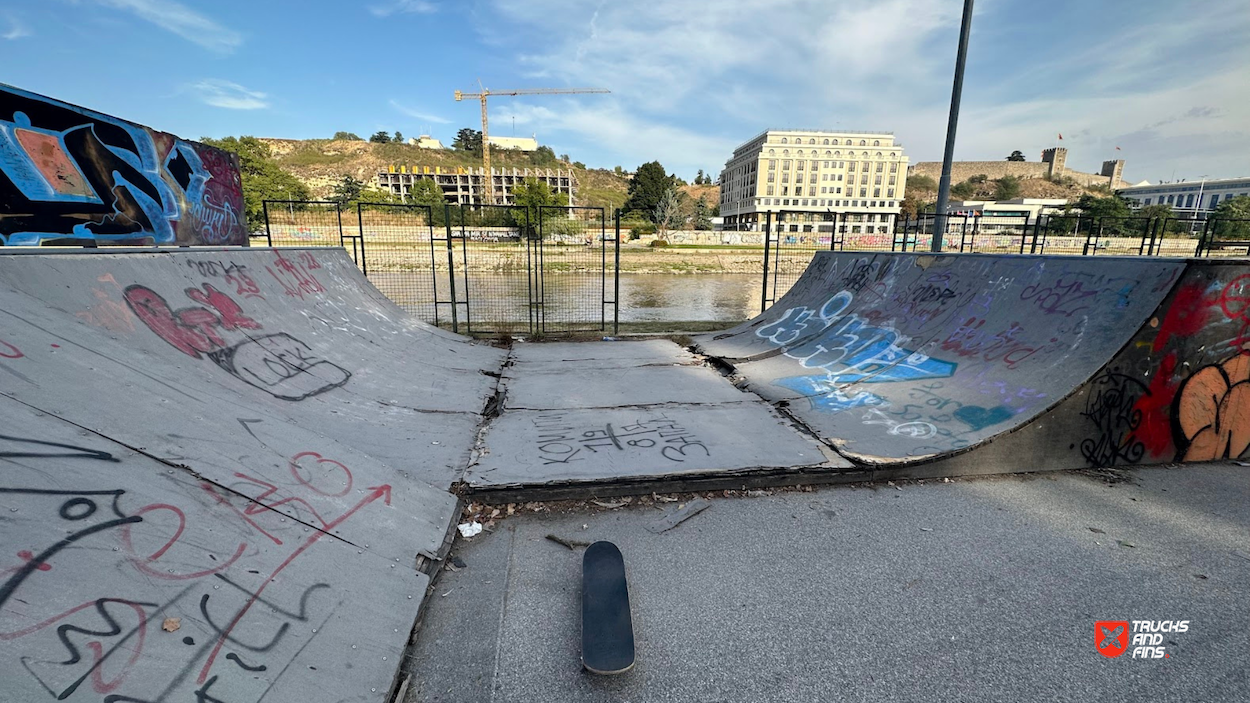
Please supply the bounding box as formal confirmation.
[0,247,502,702]
[4,245,1250,703]
[697,251,1250,474]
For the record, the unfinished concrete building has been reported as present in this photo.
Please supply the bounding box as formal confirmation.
[376,166,576,207]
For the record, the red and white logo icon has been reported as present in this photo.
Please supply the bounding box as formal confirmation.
[1096,621,1130,658]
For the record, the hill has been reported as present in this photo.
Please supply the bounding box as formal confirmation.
[259,138,643,210]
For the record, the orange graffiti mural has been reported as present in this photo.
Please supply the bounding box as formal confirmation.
[1174,348,1250,461]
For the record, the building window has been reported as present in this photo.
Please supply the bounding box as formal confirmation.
[888,189,895,198]
[848,162,856,172]
[810,174,817,184]
[859,140,866,146]
[767,173,775,182]
[874,188,881,197]
[1143,197,1152,205]
[834,151,841,157]
[797,161,805,171]
[821,187,827,193]
[823,139,829,145]
[860,188,867,197]
[781,137,787,144]
[889,176,896,185]
[890,163,897,172]
[808,138,815,144]
[876,162,884,172]
[767,186,774,195]
[782,160,791,169]
[782,174,789,183]
[783,187,789,196]
[875,176,882,185]
[769,149,775,155]
[874,140,880,146]
[795,187,803,196]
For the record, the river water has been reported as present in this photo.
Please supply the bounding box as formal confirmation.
[370,272,769,326]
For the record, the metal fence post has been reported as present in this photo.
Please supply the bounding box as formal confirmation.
[355,202,368,276]
[262,201,273,247]
[760,211,773,314]
[444,204,459,334]
[614,209,621,335]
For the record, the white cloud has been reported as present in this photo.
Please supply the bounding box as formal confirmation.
[3,13,31,40]
[389,99,451,124]
[486,0,1250,180]
[370,0,437,18]
[93,0,241,52]
[188,79,269,110]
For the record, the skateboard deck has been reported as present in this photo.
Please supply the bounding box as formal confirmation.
[582,540,635,674]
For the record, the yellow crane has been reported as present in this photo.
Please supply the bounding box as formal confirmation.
[454,86,610,202]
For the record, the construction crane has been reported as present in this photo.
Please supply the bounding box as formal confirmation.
[454,86,610,202]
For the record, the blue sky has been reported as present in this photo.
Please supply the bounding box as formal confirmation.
[2,0,1247,183]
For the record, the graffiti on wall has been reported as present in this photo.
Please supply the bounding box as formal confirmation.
[0,84,246,246]
[0,430,396,701]
[122,255,349,400]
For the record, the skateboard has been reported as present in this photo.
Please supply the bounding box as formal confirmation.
[581,540,635,674]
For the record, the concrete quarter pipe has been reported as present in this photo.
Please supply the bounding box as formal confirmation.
[2,246,1248,702]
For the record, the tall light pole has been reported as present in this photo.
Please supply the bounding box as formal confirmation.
[932,0,976,252]
[1193,174,1209,231]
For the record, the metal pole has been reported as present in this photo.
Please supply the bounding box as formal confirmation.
[931,0,975,251]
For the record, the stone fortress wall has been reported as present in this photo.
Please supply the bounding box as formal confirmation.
[909,148,1128,189]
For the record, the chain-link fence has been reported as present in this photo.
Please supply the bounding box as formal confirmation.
[355,202,437,317]
[761,211,840,310]
[537,206,611,333]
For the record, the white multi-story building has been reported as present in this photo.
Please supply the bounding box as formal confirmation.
[719,129,908,233]
[1119,177,1250,217]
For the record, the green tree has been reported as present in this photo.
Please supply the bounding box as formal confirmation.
[968,173,988,184]
[510,178,569,234]
[1074,194,1134,234]
[199,136,310,233]
[1136,203,1184,237]
[369,131,391,143]
[452,128,482,152]
[333,131,362,140]
[949,180,978,199]
[692,195,713,230]
[907,174,937,191]
[993,175,1021,200]
[624,161,673,221]
[1212,195,1250,240]
[695,169,705,185]
[330,175,367,205]
[573,161,586,169]
[899,193,924,220]
[653,185,683,236]
[393,131,404,143]
[1006,150,1026,161]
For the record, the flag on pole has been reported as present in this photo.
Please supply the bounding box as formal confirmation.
[1058,133,1063,140]
[1115,146,1121,150]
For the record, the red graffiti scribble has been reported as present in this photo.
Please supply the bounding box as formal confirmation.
[266,251,325,300]
[197,483,392,683]
[1130,353,1180,457]
[119,503,246,580]
[289,451,353,498]
[124,284,261,358]
[200,482,284,546]
[0,340,22,359]
[185,283,261,332]
[0,550,53,578]
[1219,274,1250,347]
[1153,282,1212,353]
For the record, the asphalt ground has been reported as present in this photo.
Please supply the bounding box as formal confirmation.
[403,463,1249,703]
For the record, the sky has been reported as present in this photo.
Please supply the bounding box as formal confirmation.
[2,0,1248,184]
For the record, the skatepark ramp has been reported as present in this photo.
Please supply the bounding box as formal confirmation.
[0,247,505,702]
[696,251,1250,477]
[3,246,1250,702]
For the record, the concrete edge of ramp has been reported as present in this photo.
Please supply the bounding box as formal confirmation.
[690,252,1250,480]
